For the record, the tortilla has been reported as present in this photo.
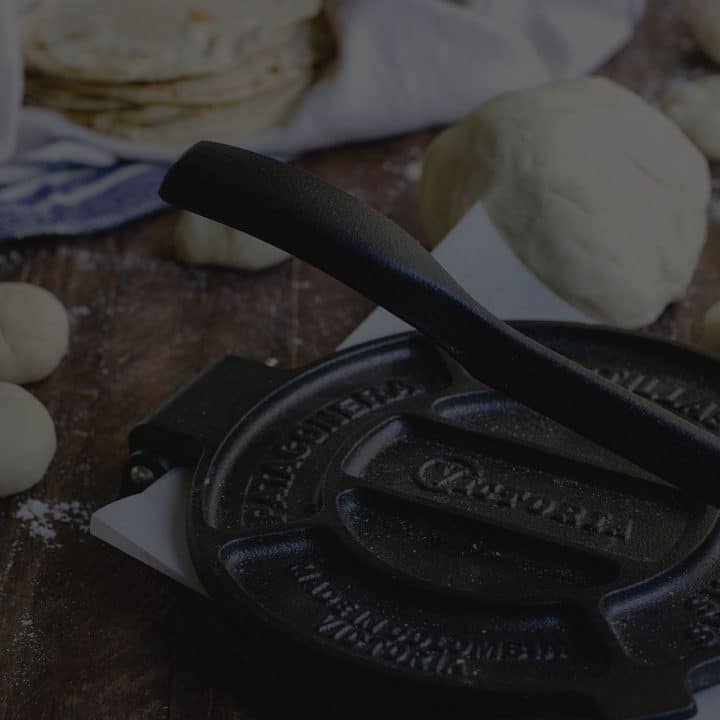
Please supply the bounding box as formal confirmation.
[25,19,331,109]
[61,75,311,149]
[24,83,131,112]
[23,0,322,82]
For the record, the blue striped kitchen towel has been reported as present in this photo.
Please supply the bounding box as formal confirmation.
[0,141,168,240]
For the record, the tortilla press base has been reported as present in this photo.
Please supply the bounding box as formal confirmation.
[128,324,720,720]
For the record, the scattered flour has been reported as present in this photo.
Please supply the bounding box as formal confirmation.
[403,159,423,183]
[291,280,312,290]
[7,613,41,650]
[68,305,92,323]
[14,498,91,548]
[2,536,22,578]
[381,147,424,184]
[0,250,24,268]
[1,612,47,683]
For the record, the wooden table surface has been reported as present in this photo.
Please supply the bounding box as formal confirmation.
[2,2,719,718]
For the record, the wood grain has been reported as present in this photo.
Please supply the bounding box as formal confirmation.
[0,2,718,717]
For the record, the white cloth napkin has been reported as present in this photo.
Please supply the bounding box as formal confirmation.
[0,0,644,239]
[250,0,646,155]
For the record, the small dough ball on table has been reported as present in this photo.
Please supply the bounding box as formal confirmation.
[174,212,290,271]
[0,283,69,384]
[688,0,720,64]
[0,383,56,497]
[661,76,720,161]
[420,77,710,328]
[702,301,720,356]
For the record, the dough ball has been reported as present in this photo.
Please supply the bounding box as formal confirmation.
[661,75,720,161]
[688,0,720,64]
[174,212,290,271]
[702,301,720,356]
[0,283,69,384]
[0,383,56,497]
[420,77,710,328]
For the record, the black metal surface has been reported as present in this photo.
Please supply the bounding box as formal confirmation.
[151,142,720,717]
[160,142,720,508]
[131,327,720,720]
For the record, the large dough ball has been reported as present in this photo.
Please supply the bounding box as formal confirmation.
[174,212,290,271]
[0,383,56,497]
[688,0,720,64]
[420,77,710,328]
[0,283,69,384]
[661,76,720,161]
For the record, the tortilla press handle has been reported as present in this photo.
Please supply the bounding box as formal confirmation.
[160,141,720,507]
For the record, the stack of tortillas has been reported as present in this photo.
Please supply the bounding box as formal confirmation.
[22,0,335,149]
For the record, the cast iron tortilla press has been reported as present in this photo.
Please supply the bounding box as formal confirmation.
[131,142,720,719]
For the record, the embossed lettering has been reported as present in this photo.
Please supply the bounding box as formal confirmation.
[595,368,720,435]
[292,564,571,673]
[415,457,632,543]
[243,379,424,526]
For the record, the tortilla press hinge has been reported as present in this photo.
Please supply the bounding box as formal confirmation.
[123,356,291,494]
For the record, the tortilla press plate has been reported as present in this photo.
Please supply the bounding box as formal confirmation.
[129,324,720,720]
